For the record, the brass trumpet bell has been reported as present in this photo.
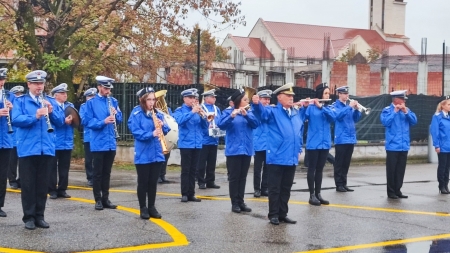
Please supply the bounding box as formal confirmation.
[207,113,215,122]
[243,86,257,99]
[155,90,169,114]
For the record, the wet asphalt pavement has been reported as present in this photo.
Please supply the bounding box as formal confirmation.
[1,163,450,253]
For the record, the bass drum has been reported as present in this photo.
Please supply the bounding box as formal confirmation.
[163,113,178,151]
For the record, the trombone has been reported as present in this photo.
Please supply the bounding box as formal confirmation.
[349,99,371,115]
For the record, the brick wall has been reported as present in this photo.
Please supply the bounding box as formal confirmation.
[210,72,231,87]
[389,72,417,94]
[330,62,348,90]
[356,64,377,96]
[428,72,443,96]
[166,69,194,85]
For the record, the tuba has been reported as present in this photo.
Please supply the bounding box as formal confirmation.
[154,90,179,151]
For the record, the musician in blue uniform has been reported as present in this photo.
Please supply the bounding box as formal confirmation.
[84,76,123,210]
[128,87,170,219]
[333,86,361,192]
[218,89,259,213]
[252,89,272,198]
[197,89,222,189]
[173,88,207,202]
[252,83,306,225]
[48,83,74,199]
[305,83,336,206]
[430,96,450,194]
[8,85,24,190]
[79,88,97,187]
[159,107,173,184]
[380,90,417,199]
[11,70,65,230]
[0,68,13,218]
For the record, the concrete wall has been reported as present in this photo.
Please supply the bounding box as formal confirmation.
[116,144,428,165]
[248,19,283,63]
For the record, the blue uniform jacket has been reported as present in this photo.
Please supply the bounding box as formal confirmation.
[380,104,417,151]
[54,102,74,150]
[430,111,450,152]
[201,103,221,145]
[11,94,65,157]
[305,104,336,150]
[128,107,170,164]
[333,100,361,144]
[253,103,304,165]
[9,93,21,147]
[0,91,13,149]
[173,104,208,149]
[252,118,268,152]
[84,95,123,152]
[217,107,259,156]
[79,103,91,143]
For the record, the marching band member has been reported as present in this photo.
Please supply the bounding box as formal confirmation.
[128,87,170,219]
[48,83,74,199]
[0,68,13,218]
[333,86,361,192]
[173,88,207,202]
[252,89,272,198]
[84,76,123,210]
[305,83,336,206]
[8,85,24,190]
[381,90,417,199]
[252,83,305,225]
[79,88,97,187]
[218,89,258,213]
[431,96,450,194]
[197,89,221,189]
[12,70,65,230]
[158,107,173,184]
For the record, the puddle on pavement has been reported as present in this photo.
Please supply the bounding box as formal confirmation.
[382,239,450,252]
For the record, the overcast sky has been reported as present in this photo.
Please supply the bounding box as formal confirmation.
[187,0,449,54]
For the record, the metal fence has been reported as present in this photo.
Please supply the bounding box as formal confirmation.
[5,82,442,144]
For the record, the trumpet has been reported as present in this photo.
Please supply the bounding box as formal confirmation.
[206,113,215,122]
[193,102,208,119]
[37,92,54,133]
[349,99,371,115]
[108,95,120,139]
[2,89,13,133]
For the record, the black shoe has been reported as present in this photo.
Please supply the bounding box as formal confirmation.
[309,194,321,206]
[206,183,220,189]
[336,186,347,192]
[279,217,297,224]
[49,192,58,199]
[95,201,104,210]
[397,194,408,199]
[25,221,36,230]
[35,219,49,228]
[292,181,297,184]
[239,203,252,212]
[344,186,354,192]
[316,193,329,205]
[198,184,206,189]
[157,177,163,184]
[269,217,279,225]
[388,195,399,199]
[87,180,93,187]
[102,200,117,209]
[149,206,162,219]
[446,186,450,193]
[160,176,170,184]
[181,196,188,202]
[57,192,71,198]
[231,205,241,213]
[439,187,449,194]
[9,182,18,189]
[254,190,261,198]
[261,190,269,196]
[0,208,6,217]
[188,196,201,202]
[140,207,150,219]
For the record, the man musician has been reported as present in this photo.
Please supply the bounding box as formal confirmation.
[197,88,222,189]
[380,90,417,199]
[79,88,97,187]
[12,70,65,230]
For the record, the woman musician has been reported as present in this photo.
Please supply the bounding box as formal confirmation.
[430,96,450,194]
[127,87,170,219]
[217,89,259,214]
[305,83,336,206]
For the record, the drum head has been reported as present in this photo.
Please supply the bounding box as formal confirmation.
[65,106,81,128]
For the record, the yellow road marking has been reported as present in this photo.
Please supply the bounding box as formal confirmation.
[5,190,189,253]
[295,233,450,253]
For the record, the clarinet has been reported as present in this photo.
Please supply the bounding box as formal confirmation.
[2,90,13,133]
[38,92,54,133]
[107,95,120,139]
